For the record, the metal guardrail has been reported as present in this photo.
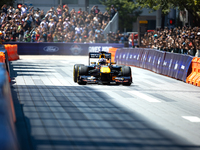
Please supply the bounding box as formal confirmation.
[104,12,119,39]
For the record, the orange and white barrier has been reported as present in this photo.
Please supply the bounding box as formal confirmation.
[186,57,200,86]
[4,44,19,61]
[109,47,118,63]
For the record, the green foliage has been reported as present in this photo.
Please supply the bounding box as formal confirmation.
[136,0,200,22]
[101,0,142,31]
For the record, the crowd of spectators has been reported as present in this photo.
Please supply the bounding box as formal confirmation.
[0,4,130,43]
[142,27,200,56]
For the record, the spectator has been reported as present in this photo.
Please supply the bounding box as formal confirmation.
[21,4,28,16]
[63,4,69,12]
[109,5,117,20]
[0,4,116,43]
[8,6,15,14]
[57,5,62,17]
[91,5,100,15]
[24,30,31,42]
[1,4,8,15]
[141,26,200,56]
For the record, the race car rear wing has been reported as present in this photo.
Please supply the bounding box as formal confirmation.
[89,52,111,65]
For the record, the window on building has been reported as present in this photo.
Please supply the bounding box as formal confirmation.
[89,0,102,4]
[62,0,78,4]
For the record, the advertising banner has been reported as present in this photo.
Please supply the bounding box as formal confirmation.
[155,51,166,74]
[114,48,121,63]
[88,43,125,53]
[161,52,174,76]
[121,48,129,65]
[133,48,144,67]
[146,49,156,70]
[4,42,126,55]
[182,55,193,82]
[140,48,149,68]
[171,54,183,78]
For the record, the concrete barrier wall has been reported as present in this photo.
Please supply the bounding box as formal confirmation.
[0,63,18,150]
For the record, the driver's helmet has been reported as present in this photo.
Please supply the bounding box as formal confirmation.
[98,58,107,65]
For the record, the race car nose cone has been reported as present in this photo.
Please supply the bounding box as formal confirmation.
[100,66,111,73]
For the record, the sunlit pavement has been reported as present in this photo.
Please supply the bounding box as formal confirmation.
[11,56,200,150]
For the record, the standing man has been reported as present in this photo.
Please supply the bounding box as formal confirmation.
[91,5,100,15]
[21,4,28,16]
[109,5,117,20]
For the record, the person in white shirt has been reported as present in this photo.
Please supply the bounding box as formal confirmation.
[40,19,48,29]
[48,19,55,29]
[34,11,40,20]
[21,5,28,16]
[75,25,82,35]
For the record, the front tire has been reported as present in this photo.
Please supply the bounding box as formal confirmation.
[121,66,131,76]
[73,64,84,82]
[121,66,132,86]
[77,66,88,85]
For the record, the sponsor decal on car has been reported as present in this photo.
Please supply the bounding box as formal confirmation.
[70,44,82,55]
[43,46,59,52]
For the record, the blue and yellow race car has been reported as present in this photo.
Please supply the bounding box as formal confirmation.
[73,51,132,85]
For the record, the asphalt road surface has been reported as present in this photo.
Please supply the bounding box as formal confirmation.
[10,56,200,150]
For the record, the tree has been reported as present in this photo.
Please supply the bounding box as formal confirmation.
[136,0,200,26]
[101,0,142,32]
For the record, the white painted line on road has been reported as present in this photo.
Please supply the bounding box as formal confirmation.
[125,91,161,103]
[182,116,200,122]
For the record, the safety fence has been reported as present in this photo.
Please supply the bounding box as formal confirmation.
[0,45,19,150]
[114,48,193,83]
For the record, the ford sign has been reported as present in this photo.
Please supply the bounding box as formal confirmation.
[43,46,59,52]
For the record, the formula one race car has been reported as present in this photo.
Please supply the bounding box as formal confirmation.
[73,51,132,85]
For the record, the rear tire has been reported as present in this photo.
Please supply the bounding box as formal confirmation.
[73,64,84,82]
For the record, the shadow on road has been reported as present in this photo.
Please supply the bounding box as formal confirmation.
[10,61,200,150]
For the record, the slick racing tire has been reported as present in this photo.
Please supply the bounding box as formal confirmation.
[79,66,88,75]
[121,66,131,76]
[73,64,84,82]
[78,66,88,85]
[121,66,132,86]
